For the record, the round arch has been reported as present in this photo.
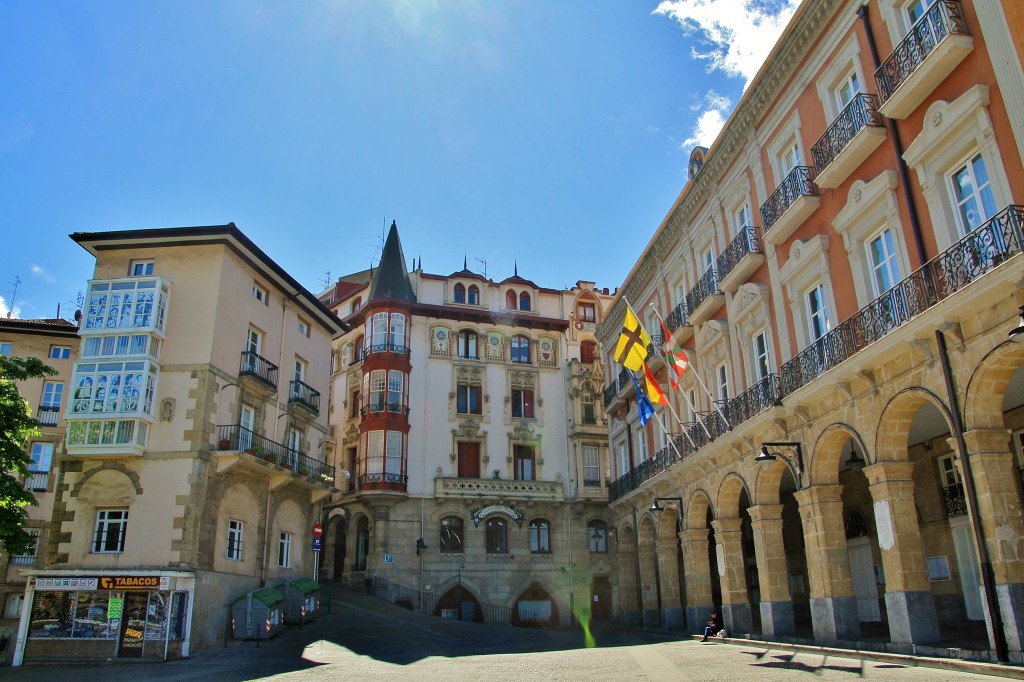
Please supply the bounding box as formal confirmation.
[717,472,751,519]
[964,340,1024,430]
[685,489,714,530]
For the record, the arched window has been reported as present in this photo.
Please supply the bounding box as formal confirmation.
[511,335,531,364]
[587,520,608,553]
[440,516,464,553]
[453,283,466,304]
[354,335,365,362]
[351,297,362,314]
[529,519,551,554]
[519,291,531,311]
[468,285,480,305]
[505,290,517,309]
[458,330,478,359]
[485,517,508,554]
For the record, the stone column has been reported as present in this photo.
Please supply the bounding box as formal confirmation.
[795,484,860,642]
[638,544,660,627]
[657,533,684,628]
[617,542,640,627]
[958,428,1024,652]
[864,461,940,644]
[679,528,713,632]
[711,517,753,634]
[748,503,794,635]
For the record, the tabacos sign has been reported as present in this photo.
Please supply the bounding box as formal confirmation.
[98,576,168,590]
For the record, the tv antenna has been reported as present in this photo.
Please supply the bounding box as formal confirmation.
[6,275,21,318]
[318,271,332,291]
[474,257,488,280]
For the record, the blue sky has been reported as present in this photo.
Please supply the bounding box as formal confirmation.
[1,0,796,320]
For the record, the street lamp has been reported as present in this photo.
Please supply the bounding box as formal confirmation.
[1009,305,1024,344]
[755,442,805,488]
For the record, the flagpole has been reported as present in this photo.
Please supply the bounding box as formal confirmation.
[648,304,731,431]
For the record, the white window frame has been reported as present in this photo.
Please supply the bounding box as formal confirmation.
[752,330,771,382]
[938,452,961,488]
[42,381,64,408]
[49,345,72,359]
[767,110,804,185]
[583,445,600,485]
[296,318,310,338]
[240,404,255,450]
[246,327,263,355]
[949,152,998,236]
[779,235,834,350]
[806,282,832,343]
[0,342,11,355]
[638,429,647,462]
[227,519,244,560]
[278,532,292,568]
[93,508,128,554]
[867,227,902,296]
[130,260,154,277]
[252,282,268,304]
[716,362,729,402]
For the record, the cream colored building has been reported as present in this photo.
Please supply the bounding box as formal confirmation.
[318,222,618,625]
[596,0,1024,662]
[0,317,80,663]
[12,224,346,665]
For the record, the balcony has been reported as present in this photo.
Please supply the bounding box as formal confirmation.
[214,425,336,500]
[288,379,321,416]
[23,470,50,492]
[717,227,765,292]
[240,350,278,389]
[811,93,886,189]
[365,342,411,357]
[875,0,973,120]
[686,268,725,325]
[760,166,820,246]
[603,365,635,409]
[664,300,694,344]
[66,417,148,457]
[36,405,60,427]
[941,483,968,518]
[81,277,170,336]
[360,402,410,417]
[781,204,1023,396]
[435,476,565,501]
[645,335,666,372]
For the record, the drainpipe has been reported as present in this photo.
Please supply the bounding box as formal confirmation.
[935,330,1008,662]
[857,4,928,266]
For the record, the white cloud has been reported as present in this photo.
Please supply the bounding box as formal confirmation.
[655,0,799,152]
[0,295,20,319]
[31,264,55,283]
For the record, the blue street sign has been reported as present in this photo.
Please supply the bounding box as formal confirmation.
[313,536,322,551]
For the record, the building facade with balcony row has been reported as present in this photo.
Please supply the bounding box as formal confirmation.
[317,222,619,626]
[0,317,80,665]
[596,0,1024,661]
[9,224,346,665]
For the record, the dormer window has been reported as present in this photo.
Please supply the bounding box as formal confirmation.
[454,283,466,304]
[519,292,531,311]
[505,290,517,309]
[467,285,479,305]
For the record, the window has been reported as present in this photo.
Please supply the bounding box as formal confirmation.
[701,247,715,275]
[519,291,531,311]
[390,313,405,349]
[938,453,961,488]
[349,390,360,419]
[733,203,752,233]
[5,593,25,618]
[514,445,535,481]
[580,341,596,364]
[93,509,128,553]
[781,140,801,175]
[371,312,388,348]
[41,381,64,408]
[511,388,534,419]
[583,445,600,486]
[10,528,40,566]
[456,383,481,415]
[49,346,71,359]
[294,358,306,385]
[950,154,997,235]
[287,428,302,467]
[246,327,262,357]
[227,520,243,560]
[587,520,608,553]
[440,517,464,553]
[27,442,53,491]
[457,330,478,359]
[351,297,362,314]
[130,260,154,276]
[905,0,938,27]
[252,282,268,303]
[353,334,364,362]
[581,393,596,424]
[505,290,517,309]
[83,279,168,332]
[278,532,292,568]
[0,342,10,355]
[868,228,902,295]
[529,519,551,554]
[638,429,647,461]
[716,363,729,401]
[928,555,951,581]
[753,331,770,382]
[369,369,386,410]
[485,517,507,554]
[454,283,466,303]
[240,404,255,450]
[834,71,861,112]
[71,361,156,416]
[806,283,832,342]
[296,318,310,337]
[511,335,531,364]
[467,285,480,305]
[618,442,629,478]
[577,301,596,322]
[387,370,404,411]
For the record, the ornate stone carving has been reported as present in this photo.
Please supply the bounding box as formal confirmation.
[160,398,175,421]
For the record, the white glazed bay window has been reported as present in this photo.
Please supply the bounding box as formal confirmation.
[83,278,170,335]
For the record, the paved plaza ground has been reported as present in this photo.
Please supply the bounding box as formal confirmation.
[4,588,1017,681]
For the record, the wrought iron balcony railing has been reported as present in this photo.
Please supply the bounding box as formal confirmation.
[359,472,408,486]
[361,402,410,416]
[665,300,690,332]
[716,227,764,282]
[686,268,721,317]
[875,0,970,104]
[36,405,60,426]
[23,471,49,492]
[646,335,665,359]
[288,379,321,415]
[781,204,1023,395]
[811,93,884,176]
[761,166,818,234]
[365,343,411,357]
[942,482,968,518]
[215,424,334,481]
[240,351,278,388]
[723,374,782,425]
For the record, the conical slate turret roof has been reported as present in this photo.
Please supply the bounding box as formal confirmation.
[368,220,416,303]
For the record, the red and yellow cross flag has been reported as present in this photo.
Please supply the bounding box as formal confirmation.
[614,304,652,372]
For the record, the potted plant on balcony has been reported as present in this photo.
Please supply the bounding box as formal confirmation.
[491,469,502,480]
[319,472,334,484]
[298,464,310,477]
[219,437,231,450]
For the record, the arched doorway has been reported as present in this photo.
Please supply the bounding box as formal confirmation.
[513,584,559,627]
[331,516,347,582]
[432,585,483,623]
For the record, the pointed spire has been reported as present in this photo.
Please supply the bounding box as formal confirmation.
[514,261,518,277]
[368,220,416,303]
[463,254,468,270]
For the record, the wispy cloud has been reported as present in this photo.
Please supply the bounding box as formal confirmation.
[0,295,20,319]
[31,264,55,283]
[654,0,799,151]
